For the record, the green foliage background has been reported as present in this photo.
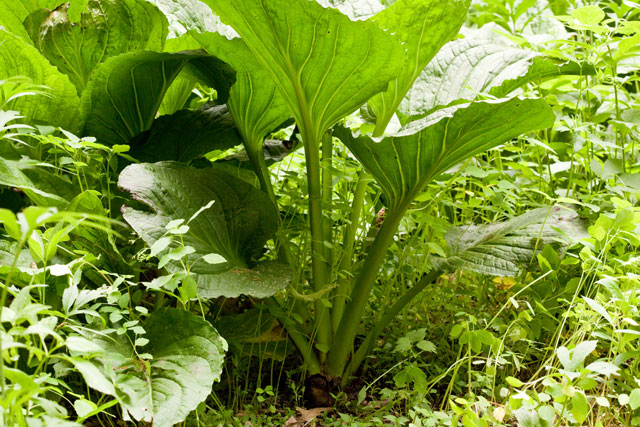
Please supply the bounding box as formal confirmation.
[0,0,638,425]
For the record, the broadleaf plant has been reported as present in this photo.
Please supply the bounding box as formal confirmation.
[111,0,592,383]
[336,98,555,210]
[75,308,227,427]
[0,0,237,153]
[366,0,471,136]
[400,25,596,121]
[128,104,242,163]
[0,0,66,40]
[0,29,81,131]
[432,206,589,276]
[327,96,556,375]
[0,0,594,397]
[119,162,292,298]
[23,0,169,93]
[176,30,291,199]
[81,50,235,146]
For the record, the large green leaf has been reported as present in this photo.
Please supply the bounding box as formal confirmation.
[119,162,291,298]
[23,0,168,93]
[334,98,555,209]
[0,237,36,276]
[151,0,238,38]
[367,0,470,136]
[0,157,77,208]
[126,200,292,298]
[119,162,277,266]
[201,0,406,139]
[76,309,226,427]
[0,30,81,131]
[432,206,588,276]
[154,4,294,161]
[156,75,196,116]
[0,7,32,40]
[0,0,64,21]
[129,104,242,163]
[0,0,65,40]
[192,261,293,299]
[155,8,292,170]
[157,35,217,116]
[318,0,386,20]
[400,26,595,121]
[81,50,235,145]
[189,31,291,156]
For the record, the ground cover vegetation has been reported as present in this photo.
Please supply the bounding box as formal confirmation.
[0,0,638,425]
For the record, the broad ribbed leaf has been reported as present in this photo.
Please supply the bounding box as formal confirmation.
[163,30,291,157]
[119,162,276,266]
[23,0,168,93]
[127,200,292,297]
[335,98,555,209]
[189,32,291,155]
[400,26,595,121]
[0,0,65,40]
[0,7,32,40]
[0,0,63,21]
[0,30,80,131]
[201,0,406,139]
[192,261,293,299]
[0,238,36,276]
[158,35,211,116]
[318,0,386,20]
[156,12,291,164]
[0,157,77,208]
[156,75,196,116]
[367,0,470,136]
[79,309,226,427]
[129,104,242,163]
[81,50,235,146]
[432,206,588,276]
[119,162,291,298]
[151,0,238,38]
[118,162,278,267]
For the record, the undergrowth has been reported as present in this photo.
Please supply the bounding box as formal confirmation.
[0,0,639,426]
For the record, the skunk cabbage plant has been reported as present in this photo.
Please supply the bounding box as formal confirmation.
[0,0,592,397]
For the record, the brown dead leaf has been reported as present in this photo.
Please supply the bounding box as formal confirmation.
[296,406,332,424]
[284,415,300,426]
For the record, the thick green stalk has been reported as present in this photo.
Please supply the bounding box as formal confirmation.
[372,108,396,138]
[244,139,313,333]
[331,172,371,333]
[343,269,442,380]
[321,132,334,284]
[326,199,411,377]
[298,121,332,360]
[371,81,414,138]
